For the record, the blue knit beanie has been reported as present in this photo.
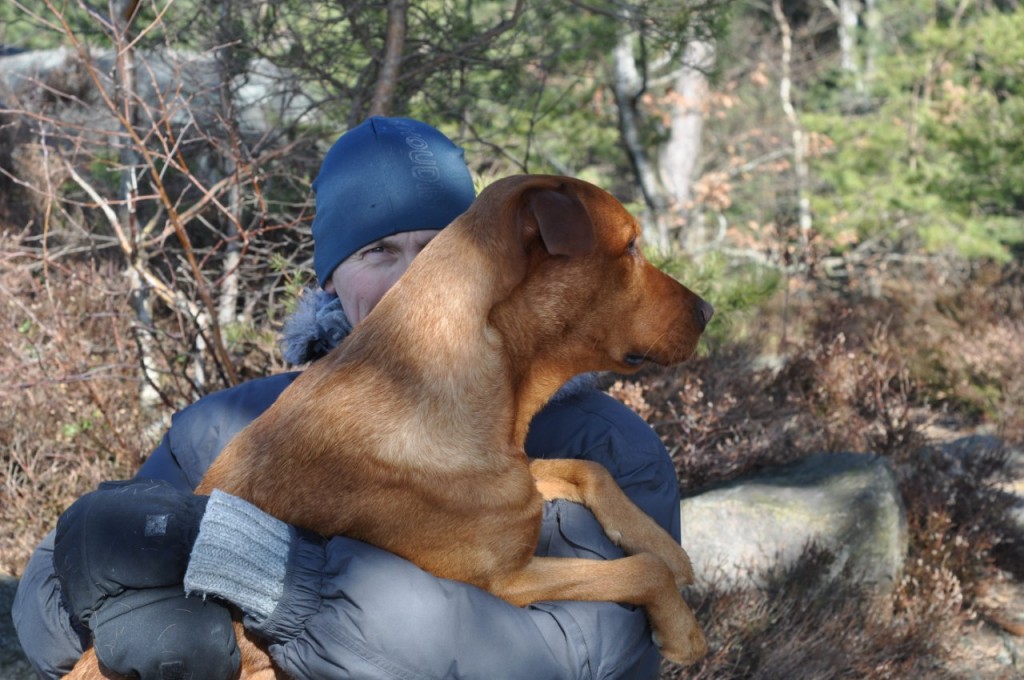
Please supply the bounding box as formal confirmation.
[311,117,477,286]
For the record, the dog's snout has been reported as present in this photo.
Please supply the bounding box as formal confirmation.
[695,299,714,331]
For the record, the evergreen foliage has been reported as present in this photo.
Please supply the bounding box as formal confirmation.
[801,4,1024,261]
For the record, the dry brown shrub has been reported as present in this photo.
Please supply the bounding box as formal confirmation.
[643,309,923,492]
[0,239,290,577]
[606,379,655,421]
[0,257,156,575]
[621,259,1023,678]
[661,548,960,680]
[895,438,1019,608]
[924,266,1024,443]
[774,321,919,455]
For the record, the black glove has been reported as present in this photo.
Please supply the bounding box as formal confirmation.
[54,478,208,625]
[53,478,240,680]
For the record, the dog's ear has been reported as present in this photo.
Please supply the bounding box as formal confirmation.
[520,185,597,257]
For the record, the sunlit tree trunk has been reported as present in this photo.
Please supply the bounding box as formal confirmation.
[111,0,162,415]
[215,0,244,352]
[660,39,714,254]
[863,0,880,88]
[611,31,671,251]
[773,0,813,255]
[822,0,866,96]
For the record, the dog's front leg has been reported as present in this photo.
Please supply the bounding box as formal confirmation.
[491,554,707,665]
[529,458,694,587]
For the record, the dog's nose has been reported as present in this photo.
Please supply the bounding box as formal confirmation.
[695,299,714,331]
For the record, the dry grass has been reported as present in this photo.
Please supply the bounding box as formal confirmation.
[1,256,152,575]
[648,259,1022,678]
[662,547,963,679]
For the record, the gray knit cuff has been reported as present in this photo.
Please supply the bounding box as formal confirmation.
[184,489,292,622]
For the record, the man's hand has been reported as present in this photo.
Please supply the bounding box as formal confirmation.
[54,479,207,624]
[53,479,239,680]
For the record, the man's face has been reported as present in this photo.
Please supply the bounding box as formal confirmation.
[325,229,441,325]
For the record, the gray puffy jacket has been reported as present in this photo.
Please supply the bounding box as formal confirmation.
[14,371,682,679]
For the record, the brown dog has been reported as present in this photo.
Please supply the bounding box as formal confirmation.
[66,174,711,678]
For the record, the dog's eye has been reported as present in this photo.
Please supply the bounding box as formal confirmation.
[626,237,639,255]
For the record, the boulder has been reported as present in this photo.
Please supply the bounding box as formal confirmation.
[0,47,312,135]
[679,452,907,591]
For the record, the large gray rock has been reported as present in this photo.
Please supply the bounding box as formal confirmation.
[1,575,35,680]
[0,47,313,134]
[679,452,907,591]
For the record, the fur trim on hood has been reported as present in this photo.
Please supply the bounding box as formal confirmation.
[279,286,597,402]
[280,288,353,365]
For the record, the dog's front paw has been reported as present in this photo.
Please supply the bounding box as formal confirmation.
[653,606,707,666]
[655,626,708,666]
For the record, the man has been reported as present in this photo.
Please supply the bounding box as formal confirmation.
[14,117,683,679]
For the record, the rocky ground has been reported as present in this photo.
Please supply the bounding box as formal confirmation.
[949,572,1024,679]
[944,444,1024,679]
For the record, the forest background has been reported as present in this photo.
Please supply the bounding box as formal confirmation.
[1,0,1023,677]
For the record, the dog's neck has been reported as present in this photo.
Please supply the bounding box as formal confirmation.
[326,220,570,453]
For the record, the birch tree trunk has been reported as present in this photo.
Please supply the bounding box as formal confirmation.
[822,0,865,95]
[112,0,163,416]
[660,39,715,254]
[839,0,862,92]
[863,0,880,88]
[773,0,813,253]
[611,31,671,251]
[216,0,243,337]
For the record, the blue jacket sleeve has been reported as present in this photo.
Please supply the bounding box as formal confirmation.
[525,387,681,539]
[137,372,302,489]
